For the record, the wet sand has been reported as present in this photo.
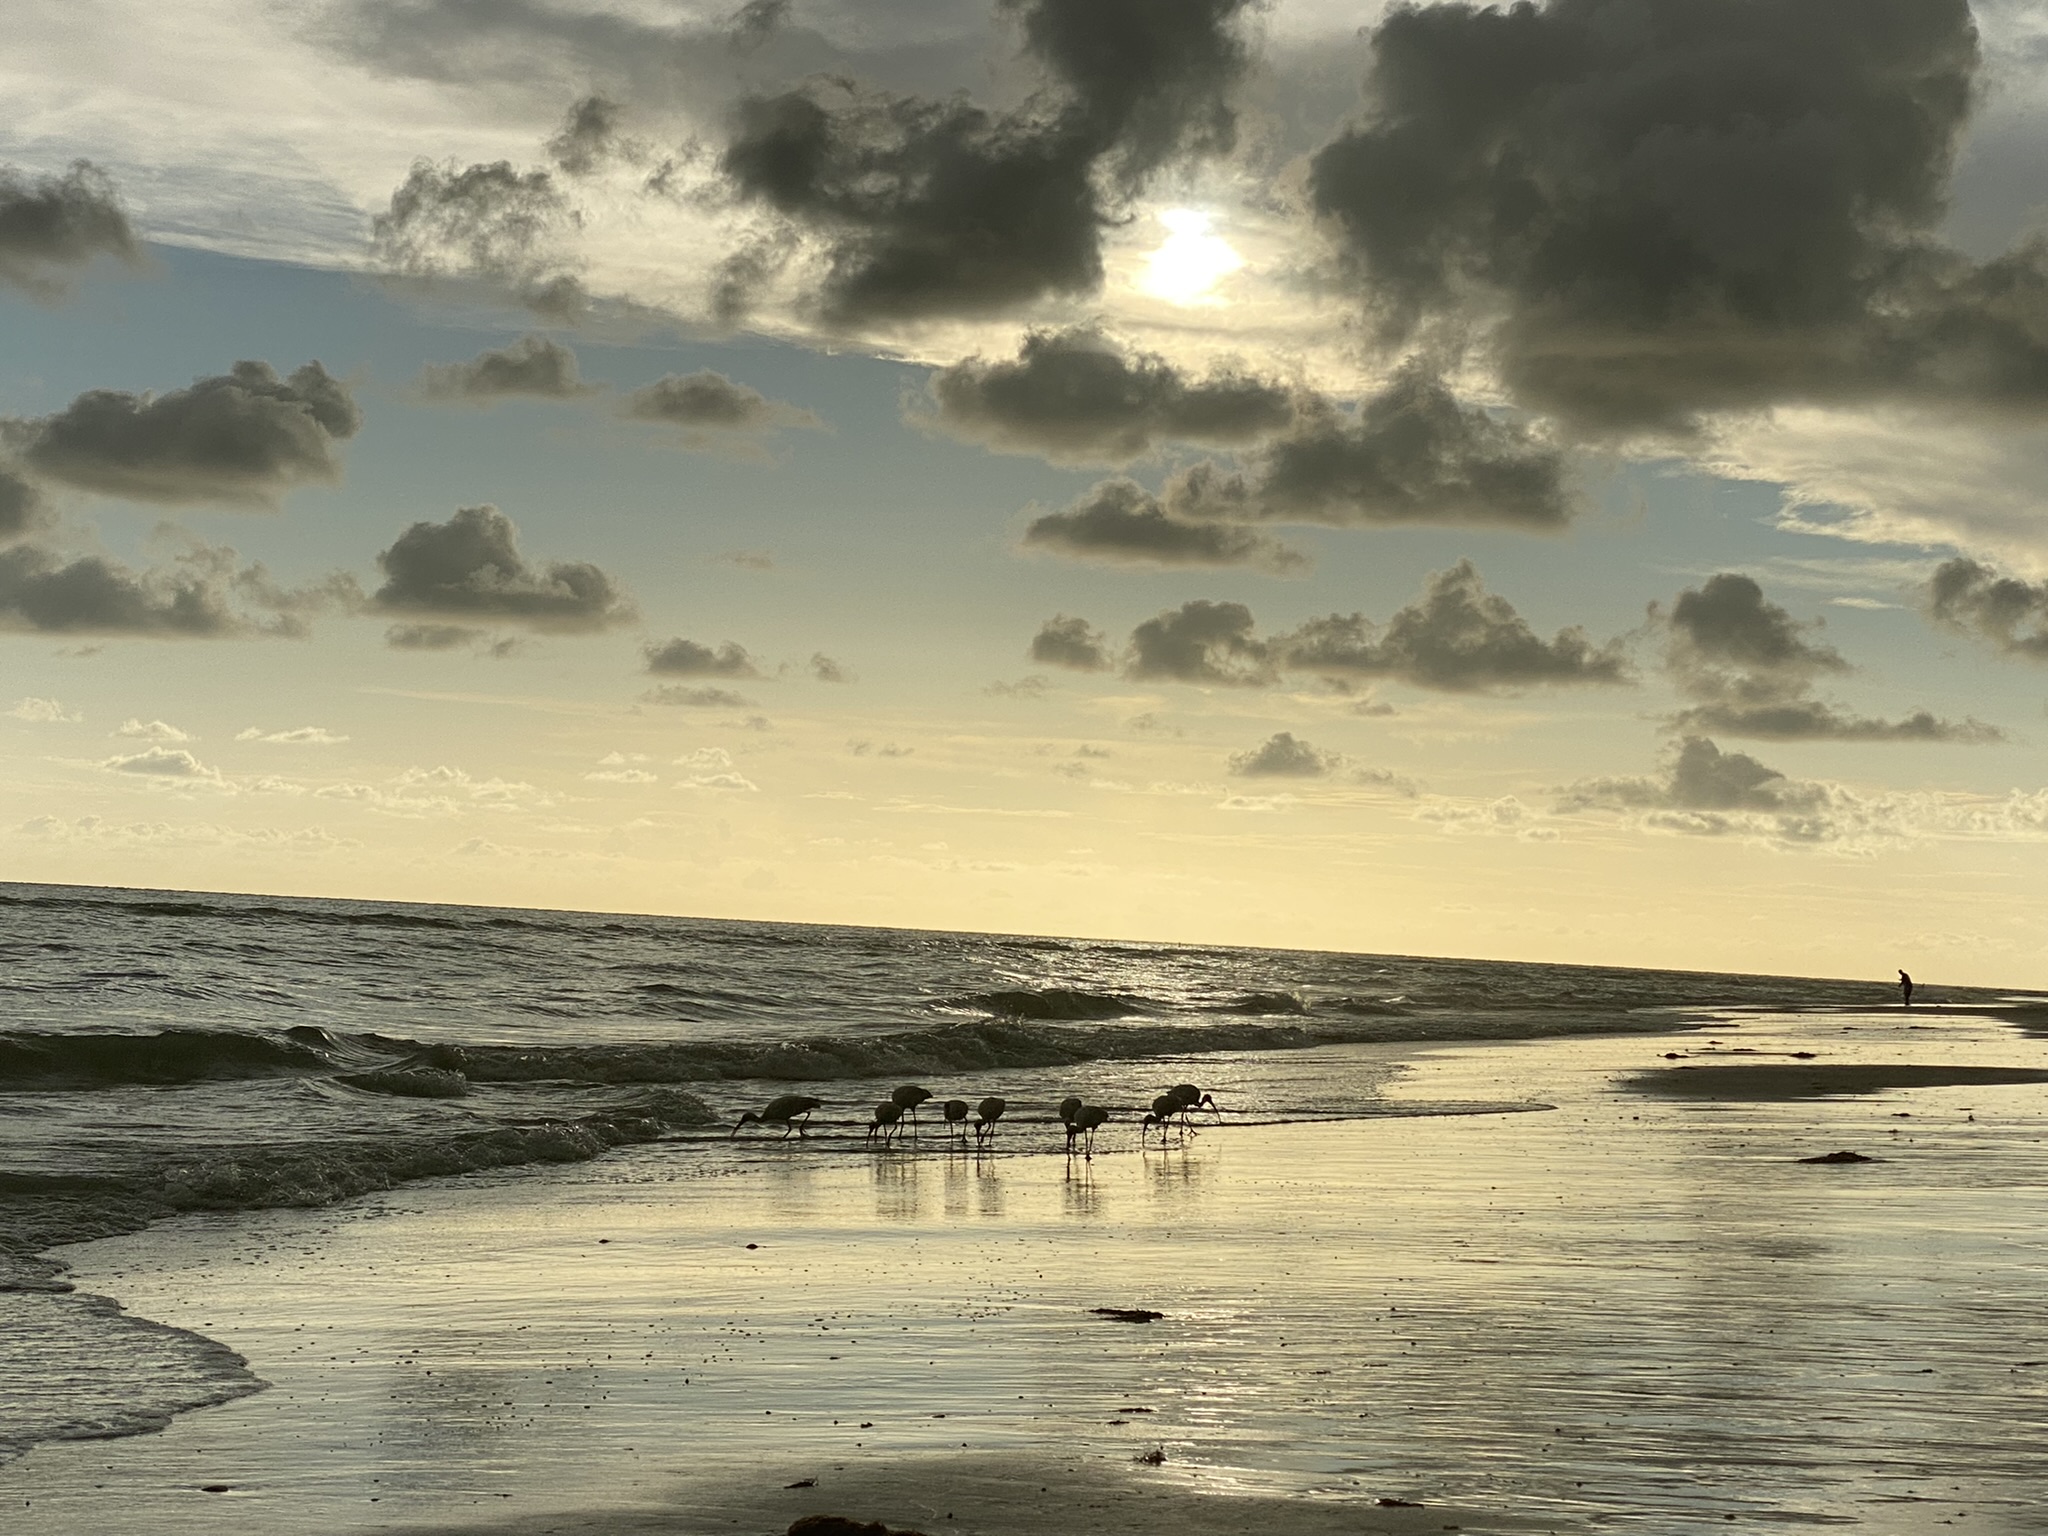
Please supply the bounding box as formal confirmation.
[7,1007,2048,1534]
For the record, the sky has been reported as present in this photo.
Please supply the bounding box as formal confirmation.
[3,0,2048,985]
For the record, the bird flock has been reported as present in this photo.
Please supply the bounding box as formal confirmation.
[731,1082,1222,1158]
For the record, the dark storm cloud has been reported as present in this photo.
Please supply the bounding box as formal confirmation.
[620,371,822,437]
[1559,736,1818,815]
[0,467,46,543]
[1926,558,2048,661]
[0,542,347,638]
[546,95,636,176]
[643,637,762,678]
[926,326,1294,464]
[1309,0,2048,433]
[1127,599,1273,686]
[372,159,585,320]
[6,361,361,508]
[1028,614,1113,672]
[1279,561,1629,693]
[1228,731,1336,778]
[0,160,139,298]
[371,504,634,633]
[1021,480,1305,572]
[1165,367,1573,530]
[418,335,593,401]
[1659,573,1997,741]
[717,0,1255,325]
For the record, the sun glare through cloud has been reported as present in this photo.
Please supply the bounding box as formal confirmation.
[1139,209,1244,305]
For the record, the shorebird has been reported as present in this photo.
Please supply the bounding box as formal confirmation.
[941,1097,972,1143]
[1058,1096,1084,1154]
[731,1094,822,1139]
[1075,1103,1111,1158]
[890,1084,933,1137]
[1167,1083,1220,1134]
[973,1096,1007,1146]
[1141,1092,1183,1145]
[867,1099,905,1145]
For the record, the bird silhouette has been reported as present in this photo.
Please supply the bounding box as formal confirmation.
[731,1094,822,1139]
[1141,1092,1183,1145]
[890,1084,933,1137]
[1058,1095,1084,1154]
[1075,1103,1111,1158]
[973,1096,1007,1146]
[1169,1083,1220,1125]
[941,1097,972,1143]
[867,1099,905,1146]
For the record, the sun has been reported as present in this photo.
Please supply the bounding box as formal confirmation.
[1140,208,1245,305]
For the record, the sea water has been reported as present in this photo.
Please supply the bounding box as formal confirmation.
[0,880,2003,1477]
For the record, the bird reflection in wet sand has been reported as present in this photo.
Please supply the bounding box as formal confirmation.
[731,1094,822,1138]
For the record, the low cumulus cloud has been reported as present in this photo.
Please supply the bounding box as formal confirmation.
[620,371,823,448]
[1166,367,1574,530]
[1029,615,1114,672]
[115,719,193,742]
[1037,564,1629,693]
[0,465,47,544]
[644,683,754,708]
[1660,573,1995,741]
[1926,559,2048,662]
[1228,732,1336,778]
[926,327,1294,465]
[1560,736,1817,817]
[643,637,762,677]
[7,697,80,723]
[810,652,852,683]
[0,160,138,299]
[715,0,1257,326]
[1127,599,1274,685]
[237,726,348,745]
[102,746,220,781]
[1022,479,1305,572]
[0,540,351,638]
[4,361,361,508]
[371,505,634,636]
[1280,562,1630,692]
[418,335,594,401]
[1308,0,2048,435]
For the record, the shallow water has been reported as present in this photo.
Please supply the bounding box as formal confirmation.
[8,1009,2047,1534]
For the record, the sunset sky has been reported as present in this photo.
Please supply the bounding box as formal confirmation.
[4,0,2048,983]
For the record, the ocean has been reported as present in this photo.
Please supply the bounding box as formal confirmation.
[0,879,2005,1481]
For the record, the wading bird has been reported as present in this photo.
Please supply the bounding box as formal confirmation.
[1169,1083,1220,1125]
[731,1094,822,1139]
[941,1097,972,1143]
[867,1099,905,1145]
[1141,1092,1184,1146]
[890,1084,933,1137]
[1075,1103,1111,1158]
[974,1096,1007,1146]
[1058,1095,1084,1153]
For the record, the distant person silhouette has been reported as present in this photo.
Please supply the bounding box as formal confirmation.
[1899,970,1914,1007]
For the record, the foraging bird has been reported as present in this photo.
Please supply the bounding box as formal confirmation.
[1169,1083,1220,1122]
[1141,1092,1183,1145]
[867,1099,905,1145]
[941,1098,972,1142]
[1058,1096,1084,1154]
[890,1084,933,1137]
[731,1094,822,1139]
[973,1096,1007,1145]
[1075,1103,1111,1157]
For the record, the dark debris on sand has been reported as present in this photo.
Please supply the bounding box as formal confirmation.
[1798,1150,1878,1164]
[1092,1307,1165,1323]
[789,1517,929,1536]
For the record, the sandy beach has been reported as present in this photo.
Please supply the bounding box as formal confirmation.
[7,1004,2048,1535]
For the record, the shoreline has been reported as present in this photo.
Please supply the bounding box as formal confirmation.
[7,1006,2048,1533]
